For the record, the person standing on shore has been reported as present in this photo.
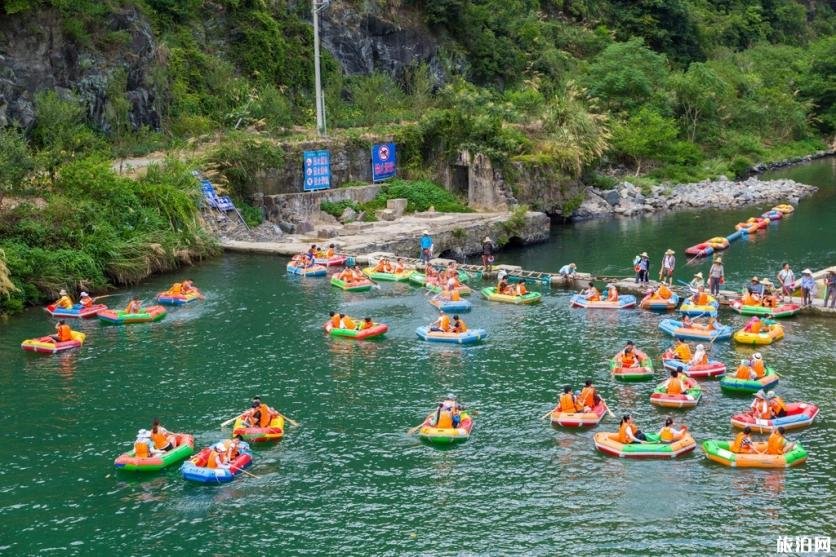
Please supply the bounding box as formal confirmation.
[419,230,433,264]
[634,252,649,284]
[800,269,816,307]
[777,263,794,303]
[708,257,724,296]
[481,236,495,272]
[659,249,676,285]
[825,270,836,308]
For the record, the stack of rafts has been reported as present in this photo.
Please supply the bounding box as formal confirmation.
[685,204,794,258]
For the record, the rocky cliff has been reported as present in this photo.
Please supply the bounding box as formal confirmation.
[0,6,159,131]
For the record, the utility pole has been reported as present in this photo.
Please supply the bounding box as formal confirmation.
[312,0,329,136]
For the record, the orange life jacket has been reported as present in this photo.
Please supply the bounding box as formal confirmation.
[753,399,771,419]
[658,285,672,299]
[731,432,750,453]
[751,360,765,377]
[258,404,272,428]
[80,297,93,308]
[450,289,461,301]
[766,431,785,455]
[439,315,451,332]
[620,351,636,367]
[660,427,678,443]
[206,450,222,469]
[578,387,596,408]
[134,441,150,458]
[695,292,708,306]
[587,287,600,301]
[559,393,578,413]
[360,320,373,330]
[674,344,692,361]
[436,410,453,429]
[326,248,335,257]
[666,378,684,395]
[607,288,618,302]
[342,317,355,329]
[56,324,72,342]
[769,397,787,416]
[330,315,341,328]
[735,365,753,379]
[125,301,141,313]
[516,283,527,296]
[453,320,467,333]
[615,422,632,444]
[374,262,385,272]
[151,431,168,450]
[748,320,762,333]
[169,283,183,295]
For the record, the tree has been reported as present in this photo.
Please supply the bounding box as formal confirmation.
[32,91,98,181]
[583,38,670,114]
[612,107,679,175]
[0,127,34,211]
[670,62,732,142]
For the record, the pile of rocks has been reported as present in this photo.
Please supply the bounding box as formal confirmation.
[574,177,817,220]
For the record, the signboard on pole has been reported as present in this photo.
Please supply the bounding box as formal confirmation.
[303,150,331,191]
[371,142,397,182]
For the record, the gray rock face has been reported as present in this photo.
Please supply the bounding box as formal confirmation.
[0,6,160,131]
[601,189,620,206]
[339,207,358,223]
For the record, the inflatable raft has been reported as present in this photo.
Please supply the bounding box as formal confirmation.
[362,267,412,281]
[409,270,470,286]
[729,300,801,318]
[429,297,472,313]
[550,401,607,428]
[705,236,730,250]
[659,319,732,341]
[719,368,778,394]
[98,306,167,325]
[114,433,195,471]
[761,209,783,221]
[415,326,487,344]
[232,413,285,443]
[287,262,327,277]
[678,296,719,317]
[733,321,784,345]
[314,255,348,267]
[570,294,636,309]
[156,289,202,305]
[661,350,726,379]
[180,444,253,484]
[735,217,768,233]
[21,331,86,354]
[772,204,794,214]
[324,321,388,340]
[594,431,696,459]
[639,292,680,311]
[481,287,542,304]
[650,382,702,409]
[426,283,473,296]
[418,412,473,444]
[702,439,807,468]
[730,403,819,433]
[45,303,106,318]
[684,243,714,258]
[330,276,373,292]
[610,349,654,382]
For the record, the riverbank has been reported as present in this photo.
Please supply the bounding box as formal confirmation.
[574,176,817,219]
[221,210,550,258]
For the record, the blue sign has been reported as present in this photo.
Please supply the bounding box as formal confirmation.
[303,150,331,191]
[371,142,397,182]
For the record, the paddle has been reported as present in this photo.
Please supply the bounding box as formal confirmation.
[407,414,432,435]
[220,413,244,427]
[92,293,117,302]
[598,397,616,418]
[541,407,556,420]
[277,412,299,427]
[229,465,260,479]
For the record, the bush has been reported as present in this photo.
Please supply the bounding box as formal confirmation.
[320,199,359,218]
[364,179,470,214]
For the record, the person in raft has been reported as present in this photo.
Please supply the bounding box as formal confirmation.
[758,279,778,307]
[730,426,754,453]
[557,385,581,413]
[616,341,640,368]
[750,390,771,418]
[51,320,73,343]
[689,272,705,291]
[497,276,511,295]
[514,281,528,297]
[481,236,495,272]
[149,418,177,453]
[749,352,767,378]
[743,316,764,334]
[430,394,464,429]
[181,280,197,294]
[767,390,788,418]
[776,262,795,303]
[616,415,647,444]
[747,276,764,297]
[662,370,687,395]
[558,262,577,279]
[79,292,94,308]
[430,312,452,333]
[451,315,467,333]
[652,282,673,300]
[736,359,757,381]
[800,268,816,307]
[134,429,154,458]
[53,289,74,309]
[582,281,601,301]
[125,297,142,314]
[577,380,599,411]
[359,317,374,330]
[689,343,708,366]
[708,257,724,297]
[605,283,619,302]
[244,396,275,428]
[338,313,357,330]
[690,285,710,306]
[658,417,688,443]
[659,249,676,285]
[671,337,692,361]
[420,230,433,264]
[767,427,795,455]
[394,258,407,273]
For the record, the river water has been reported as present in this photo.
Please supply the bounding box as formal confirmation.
[1,159,833,555]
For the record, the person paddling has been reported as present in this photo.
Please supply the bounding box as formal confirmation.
[658,417,688,443]
[52,320,73,343]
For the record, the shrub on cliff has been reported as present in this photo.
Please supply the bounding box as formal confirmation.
[364,179,470,214]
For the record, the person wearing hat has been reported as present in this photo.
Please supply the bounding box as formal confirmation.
[420,230,433,264]
[708,257,724,297]
[133,429,153,459]
[659,249,676,285]
[689,272,704,290]
[825,270,836,309]
[78,292,94,308]
[767,390,788,418]
[750,390,770,419]
[735,359,756,380]
[800,268,816,307]
[558,262,577,279]
[748,276,764,297]
[53,289,74,310]
[635,252,650,285]
[481,236,495,272]
[760,278,777,307]
[749,352,767,378]
[689,343,708,366]
[776,262,795,303]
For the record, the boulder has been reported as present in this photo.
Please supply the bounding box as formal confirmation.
[339,207,358,223]
[375,208,397,221]
[574,191,613,220]
[386,198,407,217]
[601,189,620,206]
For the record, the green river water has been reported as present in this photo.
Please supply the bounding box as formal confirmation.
[1,159,834,555]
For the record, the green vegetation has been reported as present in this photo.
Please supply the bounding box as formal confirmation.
[320,179,470,220]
